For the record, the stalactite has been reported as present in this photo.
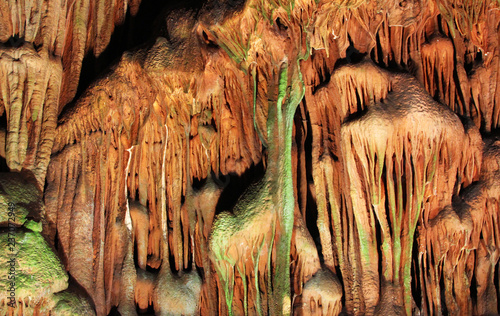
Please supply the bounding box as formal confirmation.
[184,175,223,315]
[3,0,500,315]
[419,133,498,315]
[130,200,149,271]
[0,45,61,186]
[340,70,481,315]
[0,0,144,113]
[421,36,456,109]
[469,54,500,132]
[118,200,137,316]
[331,60,392,118]
[154,124,202,316]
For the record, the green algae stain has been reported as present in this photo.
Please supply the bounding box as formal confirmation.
[0,174,41,226]
[52,290,96,316]
[270,60,305,315]
[24,219,42,232]
[0,231,68,301]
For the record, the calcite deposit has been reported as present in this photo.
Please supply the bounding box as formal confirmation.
[0,0,499,315]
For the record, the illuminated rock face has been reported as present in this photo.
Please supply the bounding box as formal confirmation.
[0,0,499,315]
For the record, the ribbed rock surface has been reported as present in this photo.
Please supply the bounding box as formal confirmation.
[0,0,499,315]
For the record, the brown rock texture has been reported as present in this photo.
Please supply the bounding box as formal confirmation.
[0,0,499,315]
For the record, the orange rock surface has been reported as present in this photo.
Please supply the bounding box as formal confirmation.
[0,0,499,315]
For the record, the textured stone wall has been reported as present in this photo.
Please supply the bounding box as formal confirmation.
[0,0,499,315]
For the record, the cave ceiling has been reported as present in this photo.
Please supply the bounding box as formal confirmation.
[0,0,500,315]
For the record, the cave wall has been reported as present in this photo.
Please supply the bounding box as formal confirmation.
[0,0,499,315]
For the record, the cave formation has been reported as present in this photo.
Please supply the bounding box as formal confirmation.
[0,0,499,315]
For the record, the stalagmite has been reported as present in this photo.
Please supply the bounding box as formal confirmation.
[209,179,276,315]
[294,270,343,316]
[291,214,321,295]
[135,269,155,312]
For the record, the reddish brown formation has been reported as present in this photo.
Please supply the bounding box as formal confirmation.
[0,0,143,187]
[0,0,141,107]
[1,0,500,315]
[0,45,61,185]
[294,269,342,316]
